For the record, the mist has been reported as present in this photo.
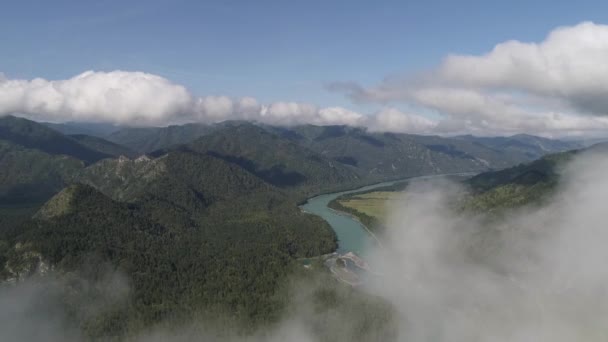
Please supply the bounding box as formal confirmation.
[4,151,608,341]
[0,267,129,342]
[364,151,608,341]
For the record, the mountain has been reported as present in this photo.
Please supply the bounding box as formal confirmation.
[2,148,339,337]
[43,121,121,137]
[463,151,577,212]
[0,139,84,232]
[105,122,579,177]
[0,116,588,340]
[0,140,83,204]
[182,123,362,195]
[0,116,138,232]
[453,134,582,161]
[106,123,216,153]
[68,134,138,158]
[270,125,547,182]
[0,115,112,164]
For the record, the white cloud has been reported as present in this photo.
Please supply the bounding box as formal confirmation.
[9,21,608,140]
[335,21,608,137]
[0,71,387,130]
[366,108,437,134]
[0,70,193,125]
[438,21,608,114]
[360,151,608,341]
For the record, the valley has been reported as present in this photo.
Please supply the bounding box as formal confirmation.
[0,115,592,340]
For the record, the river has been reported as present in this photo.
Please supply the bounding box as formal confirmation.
[300,173,473,258]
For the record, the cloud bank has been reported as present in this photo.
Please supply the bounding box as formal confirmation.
[0,70,433,134]
[364,150,608,341]
[336,21,608,137]
[4,22,608,136]
[6,147,608,341]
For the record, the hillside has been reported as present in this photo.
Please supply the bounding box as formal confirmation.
[43,121,121,137]
[0,116,587,340]
[182,123,363,196]
[2,155,339,338]
[274,125,529,181]
[454,134,581,160]
[103,121,578,182]
[69,134,138,158]
[106,123,215,153]
[463,151,577,212]
[0,116,112,164]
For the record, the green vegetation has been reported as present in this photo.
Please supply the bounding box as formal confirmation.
[328,191,400,233]
[0,115,112,164]
[69,134,138,158]
[337,191,398,222]
[462,151,576,212]
[0,116,585,340]
[106,123,215,153]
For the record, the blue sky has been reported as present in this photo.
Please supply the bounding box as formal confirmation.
[4,1,608,136]
[2,0,606,108]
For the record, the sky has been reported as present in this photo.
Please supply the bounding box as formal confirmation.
[3,0,608,136]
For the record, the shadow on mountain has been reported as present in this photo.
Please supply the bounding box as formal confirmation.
[334,156,359,167]
[206,151,307,187]
[355,134,385,147]
[425,144,475,159]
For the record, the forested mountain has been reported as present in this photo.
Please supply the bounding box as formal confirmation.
[0,115,586,340]
[43,121,121,137]
[277,125,507,179]
[102,121,580,180]
[0,116,112,164]
[463,151,577,211]
[1,151,339,338]
[69,134,138,158]
[106,123,216,153]
[0,117,136,232]
[182,123,363,195]
[453,133,581,160]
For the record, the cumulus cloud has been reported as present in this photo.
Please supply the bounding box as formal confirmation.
[334,21,608,136]
[9,21,608,138]
[366,108,437,134]
[363,150,608,341]
[0,70,193,125]
[0,70,439,134]
[437,21,608,114]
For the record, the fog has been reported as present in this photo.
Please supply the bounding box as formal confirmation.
[3,151,608,341]
[0,267,129,342]
[365,151,608,341]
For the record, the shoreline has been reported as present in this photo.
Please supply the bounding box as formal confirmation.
[327,207,384,249]
[301,172,477,257]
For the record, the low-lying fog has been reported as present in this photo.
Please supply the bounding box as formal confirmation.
[3,151,608,341]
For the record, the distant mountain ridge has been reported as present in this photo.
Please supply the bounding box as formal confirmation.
[0,114,590,340]
[0,115,112,164]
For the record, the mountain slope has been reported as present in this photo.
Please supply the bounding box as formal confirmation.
[454,134,582,161]
[2,150,339,338]
[183,123,363,195]
[69,134,137,158]
[463,151,577,211]
[43,121,121,137]
[272,125,504,181]
[0,140,83,204]
[0,116,111,164]
[106,123,215,153]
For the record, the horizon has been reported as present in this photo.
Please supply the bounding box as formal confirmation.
[5,4,608,340]
[14,114,605,141]
[4,2,608,137]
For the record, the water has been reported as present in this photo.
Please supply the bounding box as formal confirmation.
[301,174,472,257]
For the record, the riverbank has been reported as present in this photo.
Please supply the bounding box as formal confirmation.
[300,172,476,257]
[327,207,384,248]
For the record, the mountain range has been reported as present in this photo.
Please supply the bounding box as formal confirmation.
[0,114,586,339]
